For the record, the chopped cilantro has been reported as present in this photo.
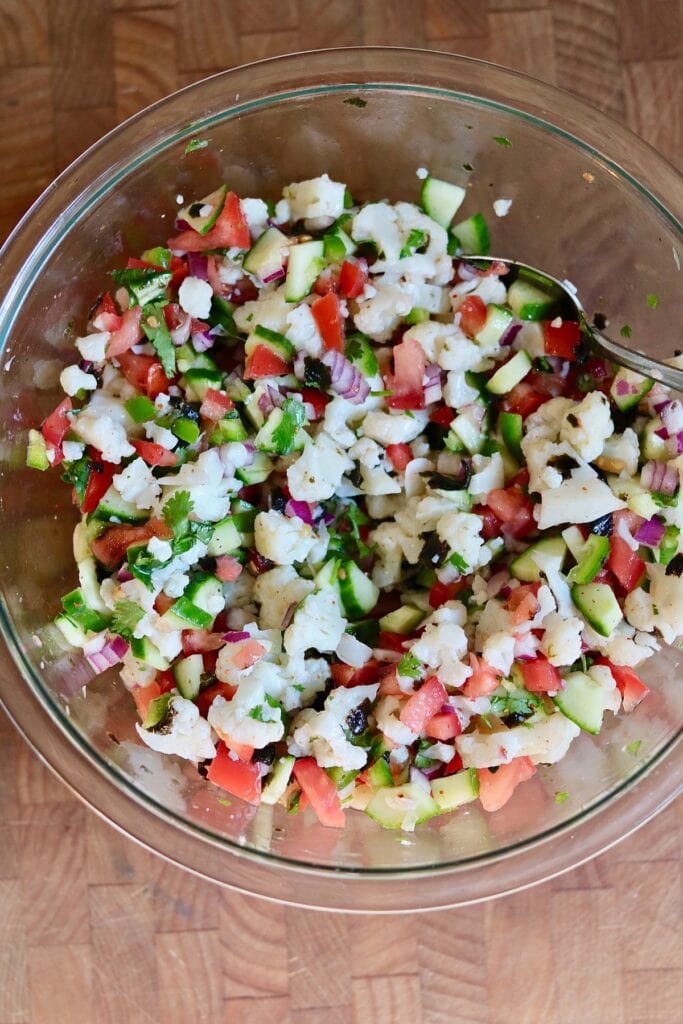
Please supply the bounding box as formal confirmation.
[270,398,306,455]
[111,600,145,639]
[647,293,659,309]
[400,229,427,258]
[490,691,541,720]
[163,490,193,532]
[61,455,90,505]
[397,652,421,679]
[626,739,642,755]
[555,790,569,804]
[493,135,512,147]
[141,302,175,377]
[185,138,209,153]
[620,324,633,338]
[449,551,469,573]
[370,389,394,398]
[249,705,267,722]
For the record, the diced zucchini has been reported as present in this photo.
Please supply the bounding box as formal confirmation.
[486,349,532,395]
[130,636,171,671]
[284,240,325,302]
[173,653,203,700]
[447,408,487,454]
[610,366,654,412]
[242,226,290,280]
[261,755,296,805]
[498,412,523,462]
[338,560,379,619]
[567,533,610,585]
[378,605,425,634]
[78,556,108,614]
[245,324,295,362]
[420,176,467,228]
[316,557,342,592]
[431,768,479,812]
[553,673,605,734]
[365,782,440,830]
[476,304,514,350]
[452,212,490,255]
[571,582,623,637]
[26,429,49,470]
[228,500,258,533]
[509,536,567,582]
[178,185,228,235]
[91,486,148,525]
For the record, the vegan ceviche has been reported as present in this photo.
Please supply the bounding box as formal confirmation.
[26,171,683,831]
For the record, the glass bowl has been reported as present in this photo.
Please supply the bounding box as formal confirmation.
[0,48,681,913]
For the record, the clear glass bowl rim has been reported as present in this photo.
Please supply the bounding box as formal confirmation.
[0,46,681,912]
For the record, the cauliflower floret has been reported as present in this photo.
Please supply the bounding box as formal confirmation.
[75,332,109,363]
[288,684,378,771]
[540,612,584,668]
[456,713,580,768]
[524,397,576,444]
[281,655,330,712]
[254,509,317,565]
[534,465,626,530]
[475,597,512,649]
[233,284,290,335]
[113,457,161,510]
[482,632,515,675]
[361,464,402,496]
[72,412,134,464]
[370,522,404,587]
[208,685,284,750]
[362,409,428,445]
[178,276,213,320]
[287,431,354,502]
[145,421,178,450]
[374,696,419,746]
[353,280,414,341]
[60,364,97,396]
[599,428,640,476]
[253,565,315,629]
[136,696,216,761]
[560,391,613,462]
[348,437,382,468]
[410,614,470,688]
[283,174,346,223]
[120,649,156,690]
[436,325,482,373]
[352,202,401,262]
[241,197,270,238]
[63,440,85,461]
[323,397,361,449]
[469,453,505,501]
[284,589,347,656]
[285,302,323,357]
[436,510,486,573]
[158,448,232,521]
[443,369,481,410]
[641,565,683,644]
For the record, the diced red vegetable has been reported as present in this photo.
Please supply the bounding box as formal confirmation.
[386,443,413,472]
[595,658,650,713]
[41,397,73,466]
[339,258,368,299]
[130,438,178,467]
[292,757,345,828]
[486,486,536,539]
[331,660,382,688]
[443,751,464,776]
[378,631,410,653]
[216,555,243,582]
[132,682,161,721]
[199,388,235,421]
[426,711,463,741]
[181,629,226,655]
[117,351,171,399]
[462,654,501,698]
[244,344,291,379]
[195,681,236,718]
[458,295,487,338]
[429,405,455,427]
[506,583,540,626]
[385,335,426,410]
[93,292,122,332]
[608,511,646,593]
[168,192,251,252]
[90,518,173,569]
[478,756,536,812]
[311,291,344,353]
[519,656,563,694]
[543,319,581,360]
[299,387,330,419]
[207,742,261,805]
[107,306,144,359]
[81,452,116,513]
[400,676,448,733]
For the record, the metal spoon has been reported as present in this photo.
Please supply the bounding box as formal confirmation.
[470,256,683,393]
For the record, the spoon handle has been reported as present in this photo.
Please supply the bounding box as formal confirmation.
[590,329,683,393]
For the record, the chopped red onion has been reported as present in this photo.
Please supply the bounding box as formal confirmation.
[117,567,134,582]
[336,632,372,668]
[634,517,666,546]
[175,218,191,231]
[457,261,481,281]
[409,766,432,792]
[500,321,522,347]
[499,585,513,600]
[321,349,369,405]
[79,359,94,373]
[53,653,97,696]
[187,252,209,280]
[487,570,509,598]
[86,635,129,673]
[423,363,442,405]
[641,459,679,495]
[284,499,314,525]
[616,378,637,397]
[262,267,286,284]
[439,702,457,715]
[662,400,683,436]
[280,602,297,630]
[191,330,215,353]
[222,630,250,643]
[258,385,285,417]
[462,401,487,427]
[656,426,669,439]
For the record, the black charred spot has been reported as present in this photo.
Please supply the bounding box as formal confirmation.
[666,554,683,576]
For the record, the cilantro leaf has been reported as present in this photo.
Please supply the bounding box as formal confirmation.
[646,293,659,310]
[270,398,306,455]
[61,455,90,505]
[490,691,542,720]
[620,324,633,338]
[555,790,569,804]
[163,490,194,533]
[493,135,512,147]
[626,739,642,755]
[111,600,145,639]
[397,652,421,679]
[141,303,176,377]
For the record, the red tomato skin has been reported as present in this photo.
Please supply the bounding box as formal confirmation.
[130,438,178,467]
[428,580,461,609]
[41,397,73,465]
[378,631,410,654]
[292,757,345,828]
[313,267,339,295]
[90,518,173,569]
[81,452,116,513]
[168,192,251,251]
[199,388,234,421]
[462,654,501,698]
[458,295,487,338]
[181,629,225,655]
[594,658,650,712]
[244,344,290,379]
[443,752,464,776]
[116,351,171,399]
[426,711,463,741]
[478,757,536,812]
[299,387,330,420]
[543,320,581,360]
[107,306,144,358]
[386,443,413,472]
[93,293,122,332]
[195,682,237,719]
[207,742,261,805]
[429,405,455,427]
[216,555,242,582]
[486,487,536,539]
[132,682,161,721]
[519,656,563,694]
[311,291,344,352]
[400,676,448,734]
[331,660,382,688]
[339,258,368,299]
[385,335,426,410]
[607,512,646,593]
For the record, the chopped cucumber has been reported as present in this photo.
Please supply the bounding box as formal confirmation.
[162,596,214,630]
[476,304,514,350]
[183,368,224,402]
[378,605,425,634]
[346,618,380,647]
[499,410,523,460]
[659,525,680,565]
[178,185,227,235]
[610,366,654,412]
[184,573,223,614]
[91,486,148,524]
[553,673,605,734]
[130,636,171,671]
[508,278,559,321]
[420,176,467,228]
[54,613,88,648]
[143,692,173,729]
[78,556,108,614]
[207,517,241,556]
[323,226,356,261]
[261,756,296,805]
[173,653,204,700]
[242,226,290,280]
[510,536,567,582]
[236,451,273,486]
[561,525,587,562]
[486,349,532,395]
[208,413,249,445]
[345,332,378,378]
[284,240,325,302]
[26,429,49,470]
[431,768,479,812]
[61,588,109,633]
[245,324,295,362]
[447,408,487,454]
[255,406,308,455]
[338,560,379,619]
[124,395,156,423]
[367,758,393,789]
[316,557,342,592]
[365,782,440,830]
[641,419,669,462]
[452,212,490,255]
[571,582,623,637]
[567,533,610,585]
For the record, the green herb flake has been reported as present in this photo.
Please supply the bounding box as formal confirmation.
[620,324,633,338]
[270,398,306,456]
[493,135,512,147]
[647,293,659,309]
[141,302,176,378]
[370,389,394,398]
[626,739,642,755]
[344,96,367,108]
[163,490,193,533]
[249,705,267,722]
[112,599,145,640]
[61,455,90,505]
[216,797,232,807]
[555,790,569,804]
[397,652,421,679]
[185,138,209,154]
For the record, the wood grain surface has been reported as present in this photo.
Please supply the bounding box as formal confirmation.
[0,2,681,1022]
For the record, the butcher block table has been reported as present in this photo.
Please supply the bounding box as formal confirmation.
[1,2,681,1022]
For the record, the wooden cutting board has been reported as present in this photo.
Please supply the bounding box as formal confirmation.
[0,2,681,1021]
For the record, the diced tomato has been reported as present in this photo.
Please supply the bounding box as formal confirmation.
[207,742,261,805]
[313,267,339,295]
[225,740,255,763]
[429,405,455,427]
[339,258,368,299]
[543,319,581,360]
[247,548,274,575]
[429,579,465,609]
[608,511,646,593]
[506,583,540,626]
[131,682,161,721]
[311,290,344,353]
[478,756,537,812]
[156,669,176,694]
[594,658,650,713]
[168,192,251,252]
[106,306,143,359]
[330,663,354,686]
[216,555,243,582]
[386,443,413,472]
[93,292,122,332]
[169,255,188,290]
[81,452,116,513]
[426,710,463,741]
[163,302,185,331]
[203,650,219,675]
[400,676,448,734]
[463,654,501,698]
[299,387,330,420]
[126,255,162,271]
[378,631,409,653]
[90,518,173,569]
[567,357,613,398]
[223,277,259,305]
[486,486,536,539]
[199,388,235,421]
[378,665,404,697]
[385,335,426,410]
[502,371,567,419]
[181,629,226,655]
[244,344,291,379]
[519,655,563,694]
[473,504,503,542]
[443,751,464,776]
[331,659,382,688]
[195,681,236,718]
[41,397,73,465]
[117,351,171,399]
[130,438,178,467]
[231,639,266,670]
[292,757,345,828]
[458,295,487,338]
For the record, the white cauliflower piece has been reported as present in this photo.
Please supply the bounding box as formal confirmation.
[113,457,161,510]
[60,364,97,396]
[136,696,216,761]
[233,284,290,335]
[76,332,109,363]
[208,687,284,750]
[353,280,414,341]
[436,510,486,573]
[534,465,626,530]
[456,713,580,767]
[374,696,419,746]
[145,421,178,450]
[362,409,428,445]
[352,202,401,262]
[284,589,347,656]
[241,197,270,238]
[560,391,613,462]
[178,276,213,320]
[254,509,316,565]
[287,432,354,502]
[285,303,323,357]
[482,632,515,675]
[158,449,232,521]
[600,428,640,476]
[410,615,470,688]
[253,565,314,629]
[541,612,584,667]
[283,174,346,223]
